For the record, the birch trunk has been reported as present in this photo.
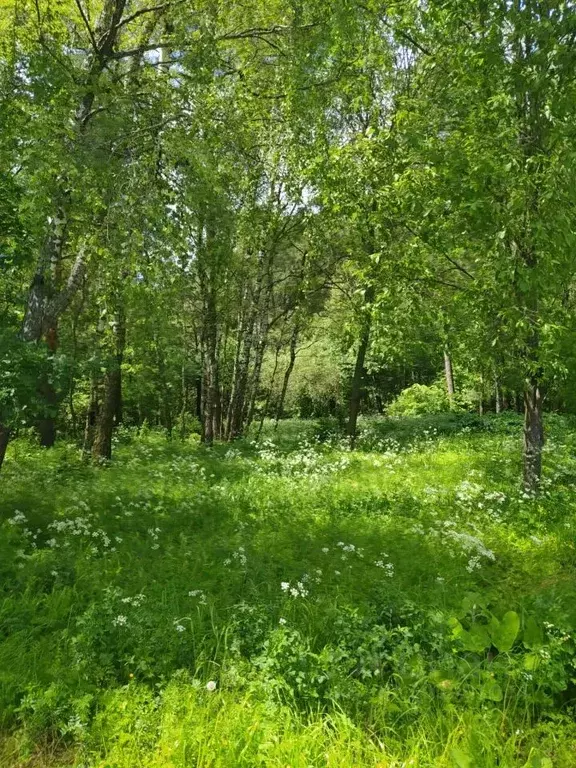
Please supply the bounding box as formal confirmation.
[227,252,266,439]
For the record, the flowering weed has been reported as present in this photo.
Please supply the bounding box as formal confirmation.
[1,415,576,765]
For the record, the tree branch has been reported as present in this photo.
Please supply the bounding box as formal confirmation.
[74,0,99,52]
[217,23,318,42]
[115,0,187,31]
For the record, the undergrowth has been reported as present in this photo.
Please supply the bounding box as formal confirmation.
[1,414,576,766]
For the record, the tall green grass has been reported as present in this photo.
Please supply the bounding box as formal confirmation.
[1,414,576,766]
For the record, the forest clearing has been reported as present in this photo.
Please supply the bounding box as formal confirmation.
[3,0,576,765]
[1,415,576,767]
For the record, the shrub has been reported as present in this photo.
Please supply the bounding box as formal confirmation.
[387,381,452,417]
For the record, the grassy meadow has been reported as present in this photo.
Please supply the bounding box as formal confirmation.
[2,414,576,767]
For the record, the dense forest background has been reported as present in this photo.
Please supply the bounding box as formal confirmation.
[2,0,576,491]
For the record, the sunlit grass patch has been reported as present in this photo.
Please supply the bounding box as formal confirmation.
[2,414,576,765]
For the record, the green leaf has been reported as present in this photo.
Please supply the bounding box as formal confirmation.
[452,619,491,653]
[491,611,519,652]
[480,677,503,701]
[451,747,473,768]
[525,753,553,768]
[524,652,541,671]
[523,616,544,651]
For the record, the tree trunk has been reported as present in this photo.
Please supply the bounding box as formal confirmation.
[0,424,10,473]
[227,321,256,439]
[257,340,282,440]
[225,306,245,435]
[21,1,129,434]
[347,319,371,449]
[91,290,125,459]
[92,369,118,461]
[246,317,269,429]
[227,252,268,440]
[38,374,58,447]
[201,297,218,445]
[180,363,188,439]
[227,312,258,439]
[246,252,275,429]
[213,363,223,440]
[444,347,455,404]
[195,376,202,420]
[202,370,214,444]
[113,304,126,426]
[523,379,544,492]
[275,325,299,427]
[494,375,501,414]
[83,376,99,456]
[200,300,218,445]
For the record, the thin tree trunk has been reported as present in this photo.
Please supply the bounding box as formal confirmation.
[92,370,117,461]
[225,306,246,435]
[275,325,299,427]
[495,374,501,414]
[0,424,10,473]
[257,339,282,440]
[202,370,214,444]
[180,363,188,439]
[517,234,543,490]
[227,318,256,439]
[38,375,58,447]
[523,379,544,492]
[69,384,78,437]
[113,303,126,425]
[347,280,374,447]
[83,375,99,455]
[201,300,218,445]
[347,321,371,448]
[227,252,267,439]
[444,347,455,404]
[91,291,125,459]
[68,292,85,438]
[246,318,269,429]
[213,360,222,440]
[195,376,202,420]
[153,333,173,437]
[246,252,275,429]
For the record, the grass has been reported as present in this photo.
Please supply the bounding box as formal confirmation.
[1,413,576,766]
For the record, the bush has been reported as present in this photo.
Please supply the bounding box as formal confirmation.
[387,381,452,417]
